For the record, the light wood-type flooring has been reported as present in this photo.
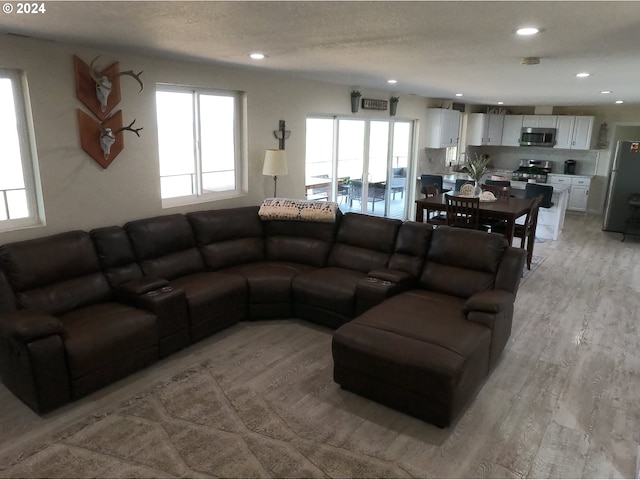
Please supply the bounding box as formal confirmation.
[1,213,638,478]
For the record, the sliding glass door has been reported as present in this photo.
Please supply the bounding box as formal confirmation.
[306,116,414,220]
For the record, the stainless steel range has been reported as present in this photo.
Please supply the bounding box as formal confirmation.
[511,159,551,183]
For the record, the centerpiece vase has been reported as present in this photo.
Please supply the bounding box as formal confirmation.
[473,180,483,197]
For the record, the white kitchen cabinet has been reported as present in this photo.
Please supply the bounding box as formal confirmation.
[548,174,591,212]
[501,115,523,146]
[522,115,557,128]
[425,108,461,148]
[466,113,504,146]
[554,116,575,149]
[554,115,594,150]
[571,116,594,150]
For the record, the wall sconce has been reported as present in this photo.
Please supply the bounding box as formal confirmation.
[273,120,291,150]
[263,149,288,197]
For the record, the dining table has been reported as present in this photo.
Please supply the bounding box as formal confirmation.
[415,193,532,244]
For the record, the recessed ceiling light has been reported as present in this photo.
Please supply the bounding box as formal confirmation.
[516,27,540,36]
[249,53,265,60]
[387,79,398,84]
[616,100,624,104]
[576,72,591,78]
[600,90,612,94]
[455,93,463,97]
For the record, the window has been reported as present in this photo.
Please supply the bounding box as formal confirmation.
[0,69,43,231]
[155,85,244,206]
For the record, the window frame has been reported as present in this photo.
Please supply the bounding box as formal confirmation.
[156,83,246,208]
[0,68,44,232]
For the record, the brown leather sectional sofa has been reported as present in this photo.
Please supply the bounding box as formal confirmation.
[0,205,525,427]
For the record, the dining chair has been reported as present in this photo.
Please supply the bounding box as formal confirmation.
[492,194,543,269]
[481,183,512,199]
[485,179,511,187]
[337,176,350,204]
[445,195,480,230]
[455,179,474,192]
[420,174,444,192]
[525,183,554,208]
[480,184,512,231]
[421,184,447,225]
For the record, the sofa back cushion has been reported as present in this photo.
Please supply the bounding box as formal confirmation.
[187,206,265,270]
[388,221,434,277]
[329,213,402,273]
[91,226,144,286]
[264,213,340,267]
[420,226,507,298]
[125,214,204,280]
[0,231,112,315]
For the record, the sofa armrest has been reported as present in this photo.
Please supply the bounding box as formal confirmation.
[367,268,415,285]
[0,310,70,412]
[0,310,63,342]
[355,269,416,316]
[114,277,170,296]
[463,289,514,315]
[114,284,190,358]
[464,289,515,370]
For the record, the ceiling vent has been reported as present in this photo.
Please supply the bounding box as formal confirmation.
[521,57,541,65]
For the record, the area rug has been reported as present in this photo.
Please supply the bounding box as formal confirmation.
[0,361,418,478]
[520,255,545,284]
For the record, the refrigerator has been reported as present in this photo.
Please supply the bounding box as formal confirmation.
[603,140,640,232]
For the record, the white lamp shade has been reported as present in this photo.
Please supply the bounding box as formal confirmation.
[263,149,288,176]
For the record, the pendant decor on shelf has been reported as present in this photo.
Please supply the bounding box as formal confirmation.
[350,90,361,113]
[595,122,609,149]
[73,55,144,168]
[390,96,399,116]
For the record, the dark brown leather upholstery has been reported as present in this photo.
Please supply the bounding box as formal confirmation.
[91,226,190,357]
[126,214,247,342]
[188,207,338,320]
[332,226,525,427]
[0,207,525,424]
[0,231,159,413]
[292,213,402,327]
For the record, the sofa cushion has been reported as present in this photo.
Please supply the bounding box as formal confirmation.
[329,213,401,273]
[264,217,339,267]
[187,207,265,270]
[91,226,144,286]
[420,227,507,299]
[387,221,434,277]
[170,271,247,341]
[125,214,205,280]
[60,302,158,397]
[332,290,492,426]
[0,231,112,315]
[292,267,366,318]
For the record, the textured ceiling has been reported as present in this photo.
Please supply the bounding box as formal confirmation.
[2,1,640,106]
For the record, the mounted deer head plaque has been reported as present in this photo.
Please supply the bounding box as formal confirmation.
[73,54,144,168]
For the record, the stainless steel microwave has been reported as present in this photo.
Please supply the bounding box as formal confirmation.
[519,127,556,147]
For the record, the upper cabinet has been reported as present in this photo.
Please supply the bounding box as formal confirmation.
[424,108,461,148]
[466,113,504,146]
[522,115,557,128]
[554,116,594,150]
[501,115,523,147]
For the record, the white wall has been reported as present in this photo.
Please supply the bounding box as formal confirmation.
[0,34,429,243]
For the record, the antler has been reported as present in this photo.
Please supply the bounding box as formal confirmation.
[118,70,144,92]
[114,118,143,137]
[89,55,102,79]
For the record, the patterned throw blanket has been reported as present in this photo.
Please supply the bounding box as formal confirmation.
[258,198,339,222]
